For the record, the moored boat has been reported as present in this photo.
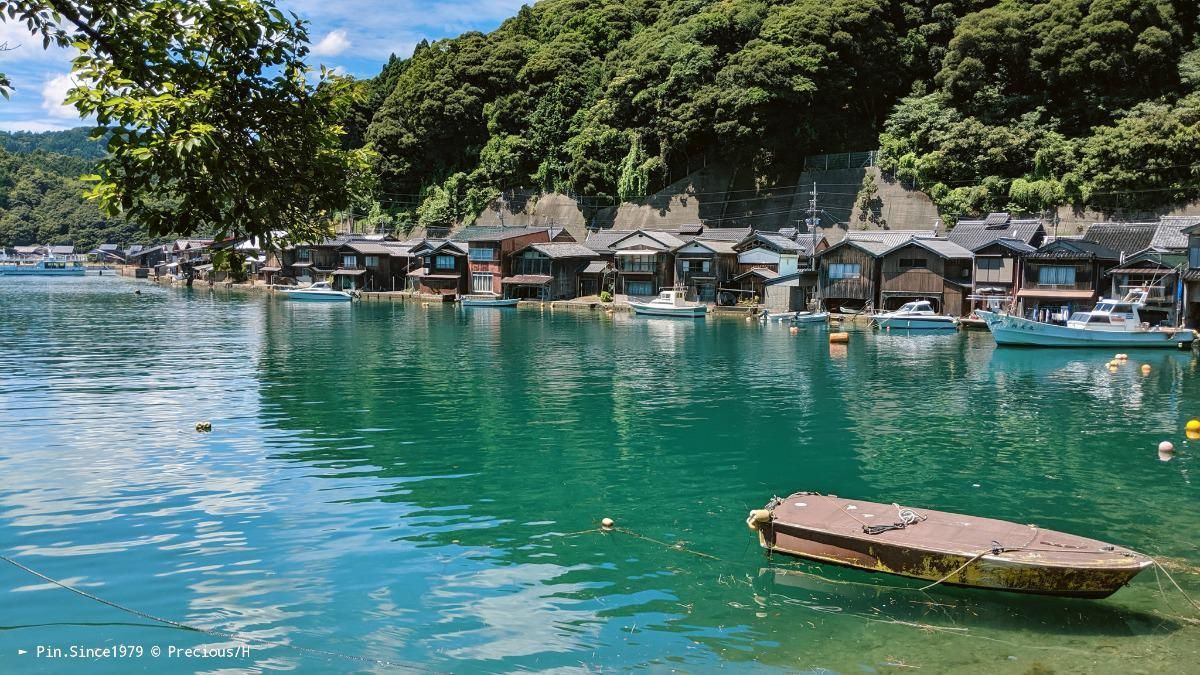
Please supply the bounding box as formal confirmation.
[977,290,1195,348]
[0,257,86,276]
[460,295,520,307]
[628,286,706,318]
[282,281,354,302]
[870,300,958,330]
[959,314,990,331]
[791,311,829,324]
[747,492,1151,598]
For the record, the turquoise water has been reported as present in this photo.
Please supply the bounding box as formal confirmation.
[0,275,1198,674]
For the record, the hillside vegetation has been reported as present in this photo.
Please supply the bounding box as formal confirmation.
[346,0,1199,228]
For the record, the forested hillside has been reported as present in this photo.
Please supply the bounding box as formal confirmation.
[0,128,107,160]
[0,147,138,250]
[346,0,1199,228]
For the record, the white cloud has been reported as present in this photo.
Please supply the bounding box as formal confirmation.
[311,29,350,57]
[0,119,74,132]
[41,73,80,119]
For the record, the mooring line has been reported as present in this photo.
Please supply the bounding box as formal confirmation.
[0,554,425,672]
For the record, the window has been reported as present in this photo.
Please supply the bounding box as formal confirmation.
[297,248,311,260]
[702,260,711,273]
[619,255,655,273]
[627,280,654,296]
[472,273,494,293]
[1038,266,1076,286]
[365,255,380,268]
[681,259,711,274]
[1190,241,1200,269]
[898,258,927,269]
[827,263,861,280]
[435,255,456,270]
[469,246,496,262]
[342,254,358,269]
[977,258,1002,270]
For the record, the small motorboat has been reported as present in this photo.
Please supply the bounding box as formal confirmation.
[791,311,830,324]
[282,281,354,302]
[959,314,990,331]
[747,492,1151,598]
[976,290,1195,348]
[871,300,958,330]
[628,286,706,318]
[761,310,797,322]
[461,295,520,307]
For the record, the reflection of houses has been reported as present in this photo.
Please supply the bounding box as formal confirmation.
[506,242,600,300]
[816,230,935,312]
[408,239,468,298]
[1018,239,1120,321]
[877,238,973,314]
[455,226,551,296]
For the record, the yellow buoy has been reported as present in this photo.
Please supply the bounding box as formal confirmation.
[1188,430,1200,441]
[601,517,614,529]
[1141,364,1152,374]
[1187,419,1200,433]
[829,332,849,344]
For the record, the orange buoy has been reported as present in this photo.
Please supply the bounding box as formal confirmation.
[829,332,849,344]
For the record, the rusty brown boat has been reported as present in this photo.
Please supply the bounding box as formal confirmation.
[747,492,1152,598]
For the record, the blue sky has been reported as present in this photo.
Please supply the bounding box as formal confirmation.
[0,0,528,132]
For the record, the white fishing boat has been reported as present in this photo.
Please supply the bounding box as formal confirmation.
[871,301,958,330]
[282,281,354,302]
[977,290,1195,348]
[0,257,86,276]
[628,286,707,317]
[461,295,519,307]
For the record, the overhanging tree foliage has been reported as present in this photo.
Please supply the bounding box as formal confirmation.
[0,0,372,244]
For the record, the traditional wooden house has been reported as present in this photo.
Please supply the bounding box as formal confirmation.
[877,238,974,314]
[969,238,1036,310]
[124,245,168,269]
[672,238,737,302]
[170,239,212,264]
[730,267,778,302]
[1018,239,1120,321]
[333,241,407,291]
[407,240,468,298]
[584,230,680,297]
[505,242,600,300]
[816,230,936,312]
[1081,222,1157,260]
[761,272,809,313]
[454,226,551,296]
[1185,222,1200,327]
[48,244,76,258]
[734,232,804,276]
[12,245,45,259]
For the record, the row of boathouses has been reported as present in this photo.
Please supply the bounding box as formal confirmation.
[98,212,1200,327]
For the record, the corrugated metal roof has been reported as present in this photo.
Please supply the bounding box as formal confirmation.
[1082,223,1156,255]
[501,274,553,285]
[525,242,598,259]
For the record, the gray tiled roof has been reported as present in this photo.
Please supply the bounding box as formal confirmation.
[454,226,547,242]
[48,245,74,255]
[973,238,1037,254]
[680,239,738,255]
[525,242,599,259]
[584,229,637,252]
[697,227,752,241]
[833,230,937,256]
[1082,223,1157,255]
[948,213,1043,250]
[1030,238,1121,259]
[341,242,397,255]
[98,243,120,252]
[777,228,799,239]
[896,238,973,259]
[1149,216,1199,250]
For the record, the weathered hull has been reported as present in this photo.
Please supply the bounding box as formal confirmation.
[959,318,990,331]
[629,302,706,317]
[750,494,1150,598]
[791,312,829,324]
[978,311,1194,348]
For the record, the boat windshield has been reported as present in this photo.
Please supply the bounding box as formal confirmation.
[899,301,933,313]
[1094,302,1115,312]
[1067,312,1090,323]
[310,282,330,289]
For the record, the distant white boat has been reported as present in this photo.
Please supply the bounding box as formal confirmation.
[282,281,354,302]
[871,301,958,330]
[977,290,1195,348]
[791,311,829,324]
[629,287,707,318]
[461,296,519,307]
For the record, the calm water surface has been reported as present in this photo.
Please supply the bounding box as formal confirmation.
[1,276,1198,674]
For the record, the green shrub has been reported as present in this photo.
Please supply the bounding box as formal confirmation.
[599,290,613,303]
